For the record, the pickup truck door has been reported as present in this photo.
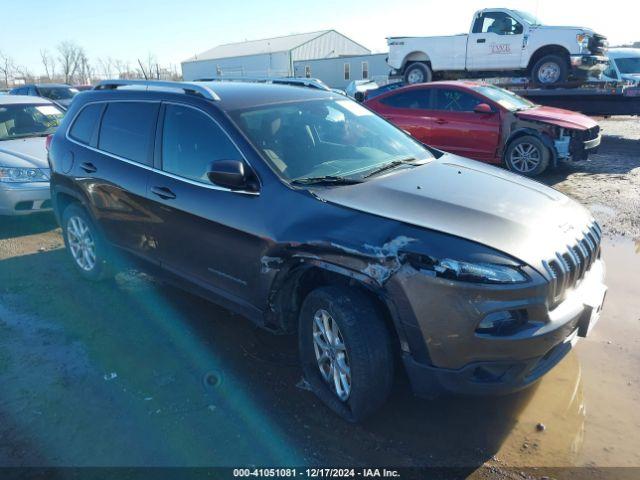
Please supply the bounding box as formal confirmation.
[467,11,525,70]
[423,87,501,162]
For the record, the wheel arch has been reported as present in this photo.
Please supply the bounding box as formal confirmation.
[505,128,558,167]
[267,258,403,349]
[527,45,570,72]
[402,51,431,71]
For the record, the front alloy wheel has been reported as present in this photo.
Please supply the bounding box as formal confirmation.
[298,286,394,422]
[504,135,550,177]
[313,309,351,401]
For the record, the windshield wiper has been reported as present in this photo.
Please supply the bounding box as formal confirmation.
[363,157,420,179]
[290,175,363,186]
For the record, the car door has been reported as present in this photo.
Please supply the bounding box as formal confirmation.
[423,87,501,161]
[146,102,265,309]
[467,11,525,70]
[370,88,433,144]
[68,100,162,261]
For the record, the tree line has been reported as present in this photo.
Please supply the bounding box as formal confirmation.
[0,41,181,88]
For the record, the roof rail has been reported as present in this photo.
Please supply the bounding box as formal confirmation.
[93,79,221,101]
[195,76,331,91]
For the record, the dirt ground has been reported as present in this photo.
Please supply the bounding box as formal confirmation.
[0,117,639,479]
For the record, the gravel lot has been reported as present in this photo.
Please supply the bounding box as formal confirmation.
[0,117,638,479]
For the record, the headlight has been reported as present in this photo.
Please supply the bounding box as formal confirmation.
[0,166,49,183]
[409,254,528,284]
[576,33,591,52]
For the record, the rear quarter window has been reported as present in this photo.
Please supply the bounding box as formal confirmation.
[69,103,103,145]
[98,102,159,165]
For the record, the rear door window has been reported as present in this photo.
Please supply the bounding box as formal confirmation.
[432,89,482,112]
[161,104,241,184]
[98,102,159,165]
[69,103,103,145]
[379,89,430,109]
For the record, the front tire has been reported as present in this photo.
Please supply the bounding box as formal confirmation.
[531,54,568,85]
[403,62,432,84]
[299,286,394,422]
[62,203,112,281]
[504,135,550,177]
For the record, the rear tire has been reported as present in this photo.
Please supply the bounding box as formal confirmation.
[531,54,568,86]
[504,135,550,177]
[403,62,432,84]
[298,286,394,422]
[62,203,112,281]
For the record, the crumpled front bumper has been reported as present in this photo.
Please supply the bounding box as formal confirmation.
[391,259,606,396]
[570,55,608,75]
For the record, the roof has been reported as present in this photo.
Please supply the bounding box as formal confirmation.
[607,48,640,58]
[12,83,70,88]
[80,81,335,112]
[0,94,54,105]
[184,30,332,63]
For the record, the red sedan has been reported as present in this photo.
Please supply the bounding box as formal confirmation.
[364,81,601,176]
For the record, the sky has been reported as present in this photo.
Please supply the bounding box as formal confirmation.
[0,0,637,76]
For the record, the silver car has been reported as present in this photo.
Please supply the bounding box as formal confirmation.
[0,95,64,215]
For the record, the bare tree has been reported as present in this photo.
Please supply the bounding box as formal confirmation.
[113,59,130,79]
[0,51,16,88]
[97,57,114,79]
[40,49,56,80]
[57,41,83,84]
[76,51,93,84]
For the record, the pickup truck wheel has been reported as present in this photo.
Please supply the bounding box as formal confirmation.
[504,135,550,177]
[403,62,432,84]
[62,203,113,281]
[531,55,568,85]
[298,286,394,422]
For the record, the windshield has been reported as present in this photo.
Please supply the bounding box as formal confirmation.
[514,10,543,25]
[0,103,64,140]
[37,86,78,100]
[470,84,536,111]
[230,98,432,182]
[614,57,640,74]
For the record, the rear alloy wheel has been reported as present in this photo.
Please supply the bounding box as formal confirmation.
[299,286,394,422]
[504,135,550,177]
[403,62,432,84]
[62,203,112,281]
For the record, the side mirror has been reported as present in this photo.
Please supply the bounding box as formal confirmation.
[474,103,494,114]
[207,160,254,191]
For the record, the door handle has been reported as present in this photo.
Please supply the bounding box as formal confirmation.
[477,38,486,43]
[80,162,97,173]
[151,186,176,200]
[434,119,448,125]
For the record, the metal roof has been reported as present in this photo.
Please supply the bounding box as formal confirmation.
[184,30,332,63]
[0,94,55,105]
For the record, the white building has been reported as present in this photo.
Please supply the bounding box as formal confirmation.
[181,30,371,81]
[293,53,391,89]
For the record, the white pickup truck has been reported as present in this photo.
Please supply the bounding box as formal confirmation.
[387,8,608,86]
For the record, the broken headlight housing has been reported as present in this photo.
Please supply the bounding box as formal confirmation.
[409,254,528,284]
[576,33,591,54]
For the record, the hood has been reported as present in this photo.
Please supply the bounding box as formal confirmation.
[0,137,49,169]
[621,73,640,84]
[531,25,594,34]
[313,155,594,270]
[516,106,598,130]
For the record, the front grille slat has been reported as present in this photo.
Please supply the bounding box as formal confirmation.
[547,222,602,307]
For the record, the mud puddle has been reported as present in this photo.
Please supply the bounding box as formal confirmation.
[487,236,640,468]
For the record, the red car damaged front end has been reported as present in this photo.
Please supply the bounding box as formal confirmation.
[514,105,602,161]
